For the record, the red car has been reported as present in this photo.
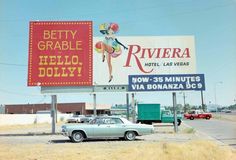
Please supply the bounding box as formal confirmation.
[184,110,212,120]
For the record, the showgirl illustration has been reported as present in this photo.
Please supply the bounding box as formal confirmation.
[95,23,128,82]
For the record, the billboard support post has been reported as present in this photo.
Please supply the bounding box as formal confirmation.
[131,93,135,123]
[93,93,97,116]
[126,93,129,120]
[201,90,204,111]
[183,92,186,113]
[51,95,57,134]
[172,92,178,133]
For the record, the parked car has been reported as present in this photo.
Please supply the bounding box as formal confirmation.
[66,115,87,123]
[224,110,232,113]
[62,116,155,143]
[221,109,232,113]
[83,115,95,123]
[184,110,212,120]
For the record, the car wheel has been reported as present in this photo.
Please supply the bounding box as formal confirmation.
[71,131,84,143]
[177,119,181,126]
[125,131,136,141]
[190,116,194,120]
[172,119,181,126]
[69,136,73,141]
[206,116,210,120]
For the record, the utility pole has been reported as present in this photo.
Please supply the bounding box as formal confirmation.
[183,92,186,112]
[214,81,223,105]
[180,92,186,112]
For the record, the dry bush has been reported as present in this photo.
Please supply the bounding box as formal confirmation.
[213,114,236,122]
[0,140,235,160]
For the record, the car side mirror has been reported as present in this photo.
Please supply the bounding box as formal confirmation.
[97,121,102,126]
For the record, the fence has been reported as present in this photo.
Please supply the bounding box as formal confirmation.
[0,114,72,126]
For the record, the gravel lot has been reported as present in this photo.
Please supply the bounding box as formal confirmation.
[0,122,206,145]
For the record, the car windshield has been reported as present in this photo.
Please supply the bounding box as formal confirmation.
[162,111,170,115]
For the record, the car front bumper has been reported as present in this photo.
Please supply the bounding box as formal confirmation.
[61,129,70,137]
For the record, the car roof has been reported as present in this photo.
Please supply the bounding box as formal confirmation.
[94,116,121,119]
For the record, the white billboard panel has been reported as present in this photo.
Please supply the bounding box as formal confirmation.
[93,36,196,85]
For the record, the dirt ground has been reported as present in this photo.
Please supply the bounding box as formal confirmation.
[212,112,236,122]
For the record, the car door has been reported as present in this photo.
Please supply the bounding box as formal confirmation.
[91,117,112,138]
[161,111,174,123]
[105,118,126,137]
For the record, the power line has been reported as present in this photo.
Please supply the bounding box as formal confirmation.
[0,89,41,97]
[0,62,27,67]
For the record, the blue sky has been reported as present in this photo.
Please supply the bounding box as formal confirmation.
[0,0,235,106]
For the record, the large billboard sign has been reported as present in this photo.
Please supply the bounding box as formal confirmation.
[28,21,93,86]
[93,36,196,85]
[128,74,205,92]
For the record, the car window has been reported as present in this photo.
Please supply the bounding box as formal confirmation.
[90,118,109,124]
[189,111,195,114]
[90,118,102,124]
[90,117,124,124]
[163,111,170,115]
[112,118,123,124]
[103,118,110,124]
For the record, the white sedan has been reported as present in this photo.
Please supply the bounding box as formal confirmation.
[66,115,86,123]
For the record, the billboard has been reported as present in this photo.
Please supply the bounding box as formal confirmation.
[128,74,205,92]
[28,21,93,86]
[93,36,196,85]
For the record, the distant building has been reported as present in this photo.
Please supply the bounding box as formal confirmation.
[5,103,111,115]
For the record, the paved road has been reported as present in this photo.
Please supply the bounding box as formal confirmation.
[184,119,236,148]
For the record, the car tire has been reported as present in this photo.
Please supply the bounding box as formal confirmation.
[190,116,194,120]
[206,116,210,120]
[172,119,181,126]
[125,131,136,141]
[71,131,84,143]
[177,119,181,126]
[69,136,73,141]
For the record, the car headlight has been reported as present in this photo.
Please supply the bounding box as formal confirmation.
[61,125,67,130]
